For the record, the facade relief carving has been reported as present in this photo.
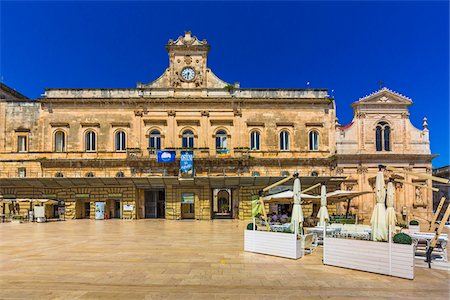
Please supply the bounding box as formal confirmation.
[413,186,427,208]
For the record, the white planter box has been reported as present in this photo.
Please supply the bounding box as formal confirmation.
[408,225,420,234]
[244,230,304,259]
[324,237,414,279]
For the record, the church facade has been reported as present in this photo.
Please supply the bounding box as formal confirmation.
[0,32,434,224]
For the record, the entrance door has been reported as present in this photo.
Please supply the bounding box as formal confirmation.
[181,203,194,219]
[181,193,195,219]
[212,189,232,219]
[84,202,91,219]
[114,201,121,218]
[144,190,165,218]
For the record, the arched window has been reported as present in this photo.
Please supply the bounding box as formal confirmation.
[280,130,290,151]
[216,130,228,149]
[115,131,126,152]
[182,130,194,148]
[375,122,391,151]
[384,126,391,151]
[309,131,319,151]
[149,130,161,149]
[54,131,66,152]
[250,131,260,150]
[85,131,96,152]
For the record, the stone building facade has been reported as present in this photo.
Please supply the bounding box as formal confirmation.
[0,32,434,224]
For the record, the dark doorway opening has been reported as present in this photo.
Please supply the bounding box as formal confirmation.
[144,190,165,218]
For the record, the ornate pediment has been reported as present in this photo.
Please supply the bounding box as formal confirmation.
[352,87,412,107]
[166,31,209,49]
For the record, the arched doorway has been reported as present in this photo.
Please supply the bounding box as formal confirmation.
[213,189,232,219]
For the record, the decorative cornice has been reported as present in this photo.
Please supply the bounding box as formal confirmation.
[50,122,70,128]
[81,123,100,128]
[357,87,412,103]
[111,122,130,128]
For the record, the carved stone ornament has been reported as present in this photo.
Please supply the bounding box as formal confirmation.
[378,96,390,103]
[356,112,366,119]
[233,108,242,117]
[395,182,403,190]
[357,166,368,174]
[134,110,143,117]
[172,74,182,88]
[195,72,203,88]
[184,56,192,65]
[201,110,209,117]
[335,167,344,175]
[168,110,176,117]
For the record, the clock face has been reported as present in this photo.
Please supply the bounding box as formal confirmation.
[181,67,196,81]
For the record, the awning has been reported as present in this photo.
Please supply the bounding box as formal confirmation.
[8,198,58,204]
[0,176,346,190]
[261,190,372,205]
[262,190,317,202]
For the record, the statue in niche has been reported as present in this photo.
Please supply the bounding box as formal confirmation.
[414,186,425,207]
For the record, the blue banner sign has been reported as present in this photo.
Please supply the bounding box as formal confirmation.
[157,150,176,163]
[180,150,194,175]
[181,193,195,204]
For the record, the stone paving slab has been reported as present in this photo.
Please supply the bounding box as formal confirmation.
[0,220,449,299]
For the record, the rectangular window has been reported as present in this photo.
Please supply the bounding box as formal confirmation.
[18,167,26,178]
[17,136,27,152]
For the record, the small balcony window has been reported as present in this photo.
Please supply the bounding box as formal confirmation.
[17,136,27,152]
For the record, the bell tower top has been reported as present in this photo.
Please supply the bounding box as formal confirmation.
[139,32,228,89]
[165,31,210,54]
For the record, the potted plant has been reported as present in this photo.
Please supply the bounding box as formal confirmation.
[393,233,413,245]
[408,220,420,233]
[11,215,24,224]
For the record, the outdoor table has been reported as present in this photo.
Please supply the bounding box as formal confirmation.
[270,224,291,232]
[305,227,341,244]
[410,232,448,242]
[411,232,448,261]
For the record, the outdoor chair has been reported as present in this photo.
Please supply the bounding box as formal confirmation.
[301,233,316,254]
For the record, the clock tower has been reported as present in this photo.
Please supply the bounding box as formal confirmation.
[139,31,228,89]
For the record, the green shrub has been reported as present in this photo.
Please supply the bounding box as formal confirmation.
[409,220,419,226]
[333,219,356,224]
[393,233,412,245]
[247,223,257,230]
[12,215,24,220]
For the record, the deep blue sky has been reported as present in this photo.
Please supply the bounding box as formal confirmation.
[1,1,449,167]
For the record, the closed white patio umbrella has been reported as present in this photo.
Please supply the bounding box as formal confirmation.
[317,185,329,227]
[290,178,303,234]
[371,169,388,241]
[385,180,397,233]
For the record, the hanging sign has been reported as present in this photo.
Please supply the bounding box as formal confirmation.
[157,150,176,163]
[95,202,105,220]
[181,193,195,204]
[123,204,134,211]
[180,151,194,175]
[217,149,231,158]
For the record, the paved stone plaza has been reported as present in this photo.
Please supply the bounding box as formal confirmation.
[0,220,449,299]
